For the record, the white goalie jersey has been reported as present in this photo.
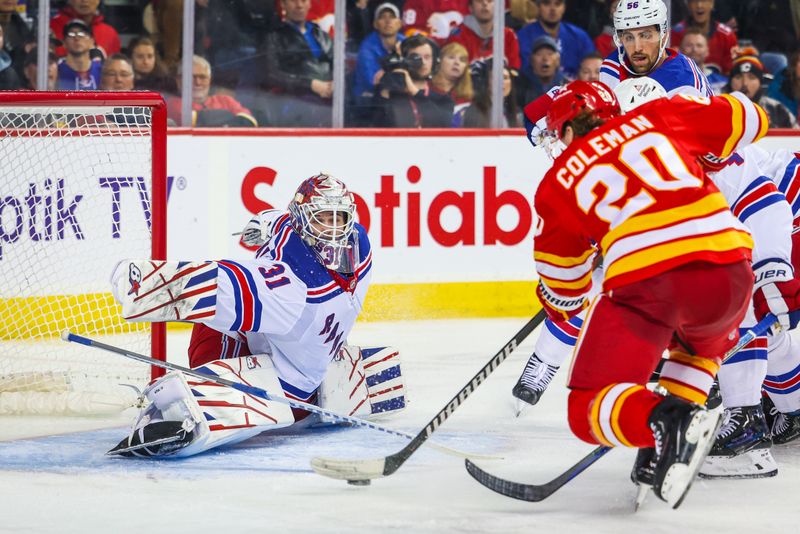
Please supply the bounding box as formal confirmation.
[112,209,373,396]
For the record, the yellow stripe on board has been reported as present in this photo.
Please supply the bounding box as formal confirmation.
[1,293,148,340]
[2,282,543,339]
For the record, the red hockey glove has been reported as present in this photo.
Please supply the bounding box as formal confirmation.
[536,280,589,322]
[753,259,800,332]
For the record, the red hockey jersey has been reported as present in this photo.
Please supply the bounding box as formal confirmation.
[534,92,768,296]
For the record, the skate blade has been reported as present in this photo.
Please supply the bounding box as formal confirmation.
[660,409,723,509]
[699,448,779,479]
[633,485,650,511]
[514,399,528,418]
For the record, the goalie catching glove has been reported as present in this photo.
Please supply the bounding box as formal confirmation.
[753,259,800,332]
[536,280,589,322]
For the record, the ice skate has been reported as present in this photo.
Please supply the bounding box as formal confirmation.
[512,353,558,416]
[108,420,198,457]
[699,405,777,479]
[648,397,723,509]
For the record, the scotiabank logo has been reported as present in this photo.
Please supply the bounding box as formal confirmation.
[240,165,533,249]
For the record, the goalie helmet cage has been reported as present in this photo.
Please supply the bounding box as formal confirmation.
[0,91,167,415]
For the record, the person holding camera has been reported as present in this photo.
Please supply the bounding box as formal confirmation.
[373,34,455,127]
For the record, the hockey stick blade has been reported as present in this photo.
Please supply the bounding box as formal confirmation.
[464,313,777,502]
[465,446,611,502]
[310,311,547,482]
[61,330,487,461]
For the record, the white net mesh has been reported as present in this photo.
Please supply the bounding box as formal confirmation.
[0,103,161,415]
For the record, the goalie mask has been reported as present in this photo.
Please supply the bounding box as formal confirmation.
[288,174,359,273]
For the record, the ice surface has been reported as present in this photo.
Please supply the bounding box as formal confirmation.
[1,319,799,532]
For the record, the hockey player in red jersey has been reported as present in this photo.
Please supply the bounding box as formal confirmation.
[534,80,769,507]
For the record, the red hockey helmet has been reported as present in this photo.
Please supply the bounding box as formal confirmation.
[546,81,621,139]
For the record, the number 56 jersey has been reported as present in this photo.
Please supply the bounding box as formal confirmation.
[534,92,769,298]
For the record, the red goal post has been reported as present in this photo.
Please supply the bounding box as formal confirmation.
[0,91,167,414]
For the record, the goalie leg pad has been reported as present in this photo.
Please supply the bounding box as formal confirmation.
[318,345,405,423]
[112,356,295,458]
[179,356,296,456]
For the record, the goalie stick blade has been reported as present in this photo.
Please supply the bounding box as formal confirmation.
[310,456,388,481]
[464,445,612,502]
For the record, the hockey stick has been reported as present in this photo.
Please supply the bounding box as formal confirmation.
[464,313,777,502]
[309,310,547,482]
[61,330,492,461]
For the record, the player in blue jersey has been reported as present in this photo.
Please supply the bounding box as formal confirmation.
[599,0,711,97]
[106,174,406,458]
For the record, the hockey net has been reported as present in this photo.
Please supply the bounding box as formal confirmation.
[0,92,167,415]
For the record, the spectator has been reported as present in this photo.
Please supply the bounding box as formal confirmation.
[447,0,521,71]
[353,2,405,102]
[56,19,103,90]
[506,0,538,32]
[347,0,403,47]
[518,35,567,104]
[0,23,20,89]
[517,0,595,81]
[671,0,737,75]
[99,53,134,91]
[262,0,333,127]
[128,36,175,93]
[0,0,33,76]
[432,41,473,123]
[718,1,797,55]
[22,47,58,90]
[462,58,521,127]
[679,28,727,95]
[202,0,279,90]
[373,34,454,127]
[167,55,258,126]
[727,54,797,129]
[564,0,611,40]
[593,0,620,58]
[150,0,185,70]
[51,0,121,58]
[577,50,602,81]
[402,0,469,42]
[768,50,800,121]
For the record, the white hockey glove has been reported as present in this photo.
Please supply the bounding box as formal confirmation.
[239,210,274,248]
[753,259,800,331]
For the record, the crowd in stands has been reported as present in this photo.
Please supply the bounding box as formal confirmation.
[0,0,799,129]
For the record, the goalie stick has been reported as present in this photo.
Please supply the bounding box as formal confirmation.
[464,313,777,503]
[60,331,492,461]
[310,311,547,482]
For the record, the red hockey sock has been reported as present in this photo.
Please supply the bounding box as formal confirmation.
[568,384,664,448]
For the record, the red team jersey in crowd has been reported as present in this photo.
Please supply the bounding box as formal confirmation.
[534,92,769,298]
[671,21,738,75]
[403,0,469,41]
[446,24,521,70]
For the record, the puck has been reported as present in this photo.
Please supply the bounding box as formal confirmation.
[347,479,372,486]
